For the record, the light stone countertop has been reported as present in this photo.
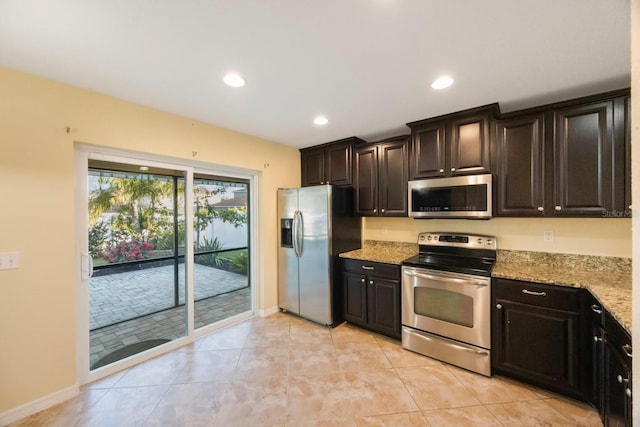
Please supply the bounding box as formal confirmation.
[340,241,632,334]
[339,240,418,265]
[493,251,632,333]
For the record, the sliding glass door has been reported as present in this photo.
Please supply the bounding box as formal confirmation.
[87,161,188,369]
[193,175,251,329]
[80,154,254,375]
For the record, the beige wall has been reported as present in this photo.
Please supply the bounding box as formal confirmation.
[0,66,300,413]
[364,217,631,257]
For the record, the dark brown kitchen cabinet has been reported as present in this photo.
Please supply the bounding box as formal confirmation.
[552,101,617,216]
[492,278,582,398]
[623,96,632,216]
[342,259,401,339]
[495,89,630,218]
[586,295,633,427]
[494,114,546,216]
[354,136,408,217]
[407,105,497,179]
[583,291,605,412]
[300,137,363,187]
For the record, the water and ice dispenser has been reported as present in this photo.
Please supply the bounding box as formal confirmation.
[280,218,293,248]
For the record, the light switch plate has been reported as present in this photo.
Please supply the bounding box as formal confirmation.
[543,231,554,242]
[0,252,20,270]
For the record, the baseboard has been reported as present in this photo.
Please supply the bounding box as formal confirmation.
[0,383,80,426]
[259,305,280,317]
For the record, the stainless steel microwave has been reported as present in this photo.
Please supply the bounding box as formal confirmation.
[408,174,493,219]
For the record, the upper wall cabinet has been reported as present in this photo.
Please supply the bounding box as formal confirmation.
[494,114,546,216]
[354,136,409,217]
[624,96,631,214]
[300,137,364,187]
[553,101,615,216]
[407,105,498,179]
[494,89,629,218]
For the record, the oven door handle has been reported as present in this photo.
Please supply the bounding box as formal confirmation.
[403,269,487,287]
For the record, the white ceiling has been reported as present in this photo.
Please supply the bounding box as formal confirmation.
[0,0,630,149]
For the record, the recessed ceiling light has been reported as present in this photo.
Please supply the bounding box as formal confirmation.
[313,116,329,125]
[431,75,454,90]
[223,73,245,87]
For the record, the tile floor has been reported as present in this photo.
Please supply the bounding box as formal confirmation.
[11,312,602,427]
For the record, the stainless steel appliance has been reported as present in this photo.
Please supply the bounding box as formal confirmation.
[401,232,497,376]
[278,185,361,326]
[408,174,493,219]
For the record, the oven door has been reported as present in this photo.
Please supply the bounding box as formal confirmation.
[401,266,490,349]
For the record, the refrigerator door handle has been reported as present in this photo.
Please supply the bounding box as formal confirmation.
[293,210,303,258]
[292,210,298,257]
[294,210,304,257]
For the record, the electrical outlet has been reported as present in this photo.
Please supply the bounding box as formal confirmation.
[0,252,20,270]
[543,231,554,242]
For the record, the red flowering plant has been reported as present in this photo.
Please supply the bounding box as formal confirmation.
[99,239,155,264]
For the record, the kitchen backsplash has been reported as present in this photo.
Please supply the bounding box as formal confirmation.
[362,216,631,258]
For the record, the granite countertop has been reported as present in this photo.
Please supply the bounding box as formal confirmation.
[340,241,632,333]
[493,251,632,333]
[339,240,418,265]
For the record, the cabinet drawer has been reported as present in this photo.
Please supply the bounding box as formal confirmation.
[493,278,579,312]
[342,259,399,280]
[605,311,632,366]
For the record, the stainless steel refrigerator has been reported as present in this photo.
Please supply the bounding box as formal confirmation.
[277,185,361,326]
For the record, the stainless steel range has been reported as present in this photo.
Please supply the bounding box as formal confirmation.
[401,232,497,376]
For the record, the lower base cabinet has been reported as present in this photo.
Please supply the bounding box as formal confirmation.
[342,259,401,339]
[492,278,581,398]
[601,310,633,427]
[493,278,632,426]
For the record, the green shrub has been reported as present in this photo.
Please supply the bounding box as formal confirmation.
[88,222,109,256]
[229,250,248,275]
[196,236,224,268]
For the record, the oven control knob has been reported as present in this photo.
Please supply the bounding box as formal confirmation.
[427,235,432,241]
[420,235,425,241]
[477,238,483,244]
[486,239,493,245]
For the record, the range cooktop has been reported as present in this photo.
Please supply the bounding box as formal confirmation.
[402,232,497,277]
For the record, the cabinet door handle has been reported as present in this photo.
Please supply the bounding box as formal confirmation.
[617,375,630,384]
[381,208,385,213]
[320,181,324,184]
[361,278,365,283]
[369,280,374,285]
[626,388,632,397]
[362,266,374,270]
[496,304,502,310]
[439,169,444,173]
[622,344,632,358]
[555,206,562,211]
[537,206,544,212]
[522,289,546,297]
[373,208,377,213]
[590,304,602,314]
[594,336,603,343]
[451,167,456,172]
